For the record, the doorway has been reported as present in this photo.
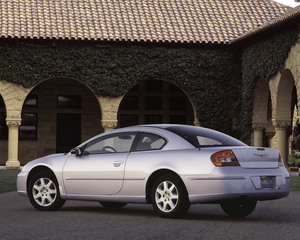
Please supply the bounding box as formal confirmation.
[56,113,81,153]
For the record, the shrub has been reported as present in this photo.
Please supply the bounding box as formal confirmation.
[289,154,300,167]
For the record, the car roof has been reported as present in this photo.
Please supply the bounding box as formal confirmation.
[138,124,193,129]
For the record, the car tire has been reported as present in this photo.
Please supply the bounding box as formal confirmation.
[28,171,65,211]
[151,174,190,218]
[220,199,257,218]
[100,202,127,209]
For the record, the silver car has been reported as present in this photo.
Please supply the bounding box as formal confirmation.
[17,124,290,218]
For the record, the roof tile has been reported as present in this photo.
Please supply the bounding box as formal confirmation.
[0,0,292,44]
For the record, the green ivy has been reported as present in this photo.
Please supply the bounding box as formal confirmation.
[241,25,300,142]
[0,40,240,137]
[0,23,298,143]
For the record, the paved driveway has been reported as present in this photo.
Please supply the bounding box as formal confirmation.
[0,192,299,240]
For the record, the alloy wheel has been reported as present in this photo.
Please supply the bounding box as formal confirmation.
[155,180,179,213]
[32,177,57,207]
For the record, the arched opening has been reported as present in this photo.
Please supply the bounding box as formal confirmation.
[274,69,297,163]
[19,78,102,165]
[276,69,295,121]
[291,86,299,152]
[252,78,271,147]
[265,94,275,147]
[118,80,194,127]
[0,95,8,165]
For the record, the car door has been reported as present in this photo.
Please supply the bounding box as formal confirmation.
[63,132,136,195]
[124,132,168,182]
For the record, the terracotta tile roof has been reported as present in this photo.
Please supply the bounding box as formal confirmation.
[0,0,291,44]
[233,5,300,43]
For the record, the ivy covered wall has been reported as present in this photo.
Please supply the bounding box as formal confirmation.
[0,40,241,137]
[1,22,298,143]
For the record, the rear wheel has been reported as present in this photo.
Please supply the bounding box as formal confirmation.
[151,174,190,218]
[100,202,127,209]
[221,199,257,218]
[28,171,65,211]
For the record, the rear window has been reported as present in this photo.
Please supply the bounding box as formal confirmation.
[134,132,167,151]
[166,125,246,148]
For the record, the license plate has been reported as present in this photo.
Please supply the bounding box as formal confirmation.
[260,176,275,188]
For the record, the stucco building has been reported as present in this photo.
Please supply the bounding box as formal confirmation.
[0,0,299,169]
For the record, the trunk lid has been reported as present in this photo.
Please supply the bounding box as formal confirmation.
[232,147,280,169]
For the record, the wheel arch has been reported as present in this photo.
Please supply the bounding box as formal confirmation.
[26,166,57,192]
[145,169,188,203]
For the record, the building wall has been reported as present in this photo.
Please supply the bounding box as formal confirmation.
[0,39,261,166]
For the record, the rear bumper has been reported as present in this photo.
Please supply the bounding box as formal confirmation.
[184,166,290,203]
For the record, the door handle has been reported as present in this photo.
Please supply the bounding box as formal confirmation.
[113,161,124,167]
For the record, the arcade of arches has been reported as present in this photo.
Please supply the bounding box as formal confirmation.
[1,40,300,168]
[0,78,197,168]
[252,40,300,164]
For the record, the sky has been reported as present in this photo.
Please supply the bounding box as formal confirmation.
[274,0,300,7]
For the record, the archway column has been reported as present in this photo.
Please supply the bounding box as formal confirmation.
[193,118,201,127]
[5,118,21,169]
[1,81,31,168]
[265,131,275,148]
[252,123,267,147]
[98,96,123,132]
[101,119,118,132]
[273,120,291,165]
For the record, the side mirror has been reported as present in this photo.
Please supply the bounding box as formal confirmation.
[71,148,82,156]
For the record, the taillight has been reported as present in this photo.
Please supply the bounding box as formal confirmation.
[211,150,240,167]
[278,153,284,167]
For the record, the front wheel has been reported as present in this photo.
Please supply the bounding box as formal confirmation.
[151,175,190,218]
[28,171,65,211]
[220,199,257,218]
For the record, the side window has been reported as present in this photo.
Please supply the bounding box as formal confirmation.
[135,132,166,151]
[83,132,136,154]
[196,136,222,147]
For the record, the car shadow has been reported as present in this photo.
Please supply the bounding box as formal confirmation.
[60,203,157,217]
[183,211,265,222]
[57,203,274,222]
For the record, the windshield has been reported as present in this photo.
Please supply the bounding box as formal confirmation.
[166,125,246,148]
